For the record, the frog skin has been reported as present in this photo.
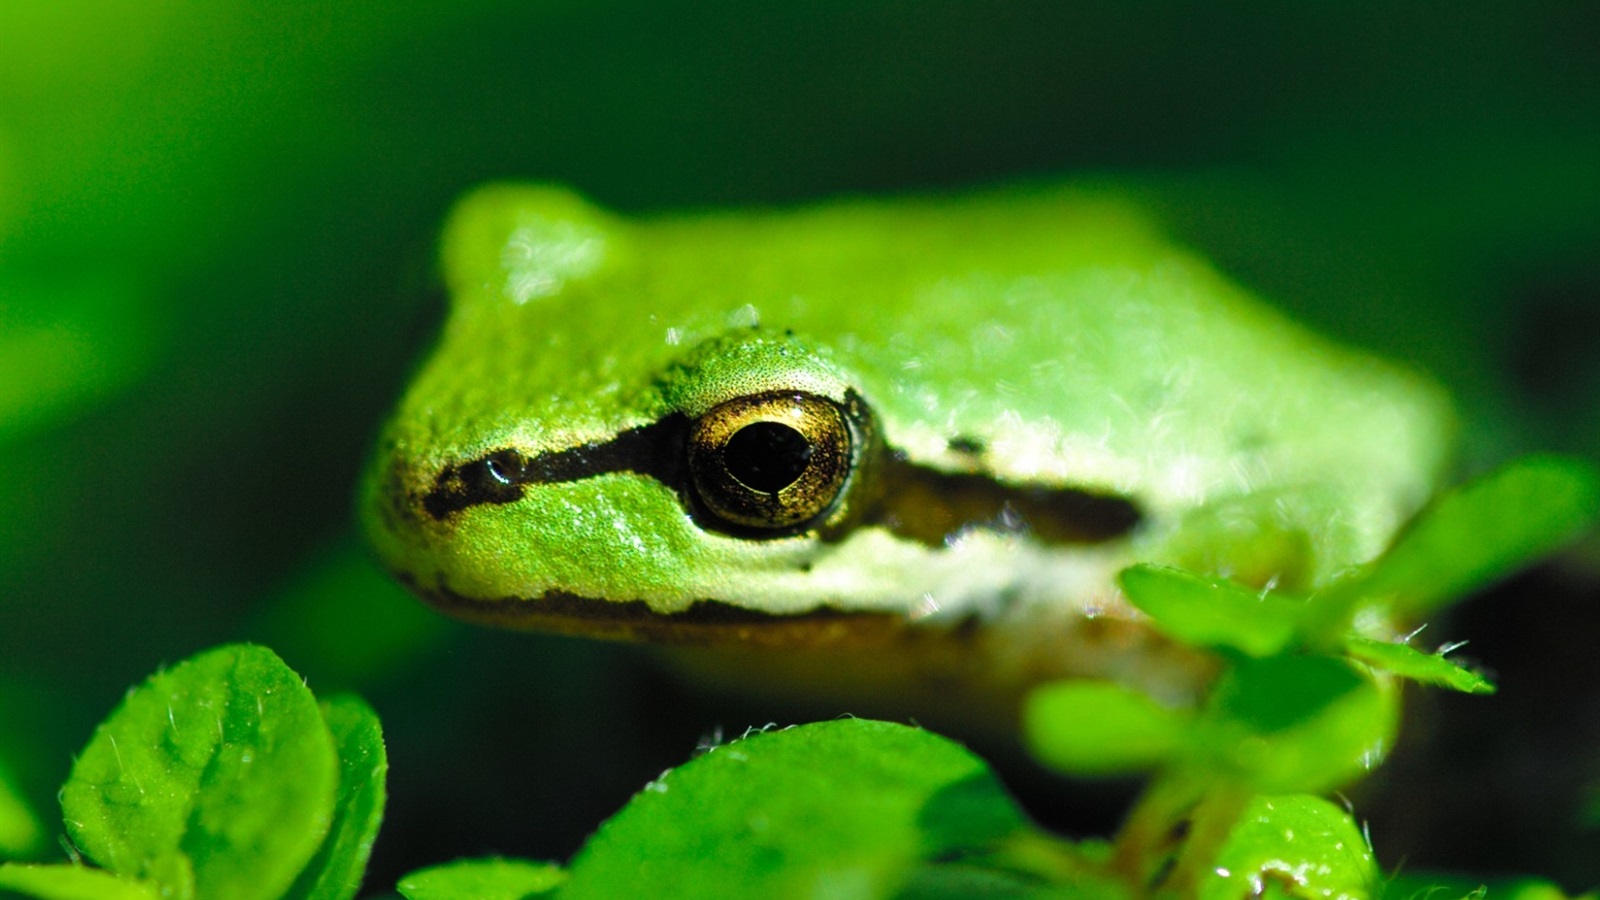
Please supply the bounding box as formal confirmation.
[361,182,1454,708]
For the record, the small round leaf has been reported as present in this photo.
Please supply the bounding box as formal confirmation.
[1024,681,1190,776]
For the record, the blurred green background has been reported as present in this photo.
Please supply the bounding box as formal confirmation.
[2,1,1597,892]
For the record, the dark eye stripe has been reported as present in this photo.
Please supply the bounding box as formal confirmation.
[421,414,690,519]
[864,456,1141,546]
[421,397,1140,548]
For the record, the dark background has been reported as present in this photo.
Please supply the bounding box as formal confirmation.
[1,1,1597,892]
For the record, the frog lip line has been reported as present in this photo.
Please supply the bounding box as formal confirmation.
[404,575,1171,669]
[404,575,928,648]
[418,407,1143,547]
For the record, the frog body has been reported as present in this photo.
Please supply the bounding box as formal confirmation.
[362,182,1453,702]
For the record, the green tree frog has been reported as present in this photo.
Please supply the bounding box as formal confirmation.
[362,183,1453,709]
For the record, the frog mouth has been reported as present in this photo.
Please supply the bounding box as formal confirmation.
[403,575,922,649]
[400,573,1217,711]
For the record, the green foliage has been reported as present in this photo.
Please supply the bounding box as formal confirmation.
[58,645,335,899]
[283,696,389,900]
[1381,873,1594,900]
[396,859,565,900]
[389,721,1411,899]
[1015,456,1598,895]
[0,645,385,900]
[1206,795,1377,900]
[559,720,1040,899]
[1124,457,1600,662]
[1357,456,1600,619]
[1025,683,1190,776]
[1116,566,1305,658]
[1343,638,1494,696]
[0,762,42,860]
[1200,656,1394,794]
[0,864,161,900]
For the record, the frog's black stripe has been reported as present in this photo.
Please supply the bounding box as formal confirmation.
[873,457,1141,545]
[423,413,1141,546]
[422,414,691,519]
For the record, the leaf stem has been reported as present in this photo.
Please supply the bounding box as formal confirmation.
[1162,783,1251,897]
[1110,770,1202,890]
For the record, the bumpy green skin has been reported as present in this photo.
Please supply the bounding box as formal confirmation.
[363,182,1453,636]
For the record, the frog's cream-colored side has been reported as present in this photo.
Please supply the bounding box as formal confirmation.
[362,184,1454,650]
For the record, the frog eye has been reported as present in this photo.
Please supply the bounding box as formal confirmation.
[686,391,855,532]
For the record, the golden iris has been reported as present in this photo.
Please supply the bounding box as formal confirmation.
[686,391,854,531]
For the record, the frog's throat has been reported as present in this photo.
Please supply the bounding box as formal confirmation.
[419,406,1142,549]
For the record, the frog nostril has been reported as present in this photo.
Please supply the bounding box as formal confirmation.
[418,416,692,521]
[483,452,518,485]
[423,450,529,519]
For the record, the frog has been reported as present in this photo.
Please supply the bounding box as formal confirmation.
[360,181,1455,715]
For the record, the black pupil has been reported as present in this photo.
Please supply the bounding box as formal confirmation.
[723,421,813,493]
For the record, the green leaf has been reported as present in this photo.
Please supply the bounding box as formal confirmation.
[395,858,564,900]
[1204,795,1377,900]
[0,761,42,859]
[58,644,339,900]
[283,695,388,900]
[0,863,160,900]
[1362,456,1600,617]
[1119,564,1305,656]
[1201,656,1397,793]
[1024,681,1190,776]
[893,861,1114,899]
[1382,872,1590,900]
[1345,636,1495,695]
[560,720,1034,899]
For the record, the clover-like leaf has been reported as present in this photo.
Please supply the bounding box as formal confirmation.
[396,858,565,900]
[58,644,339,900]
[1362,456,1600,618]
[283,695,388,900]
[1119,564,1307,656]
[559,719,1038,899]
[1025,681,1191,776]
[1200,656,1397,794]
[1345,636,1495,695]
[1381,872,1586,900]
[1204,794,1377,900]
[0,863,161,900]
